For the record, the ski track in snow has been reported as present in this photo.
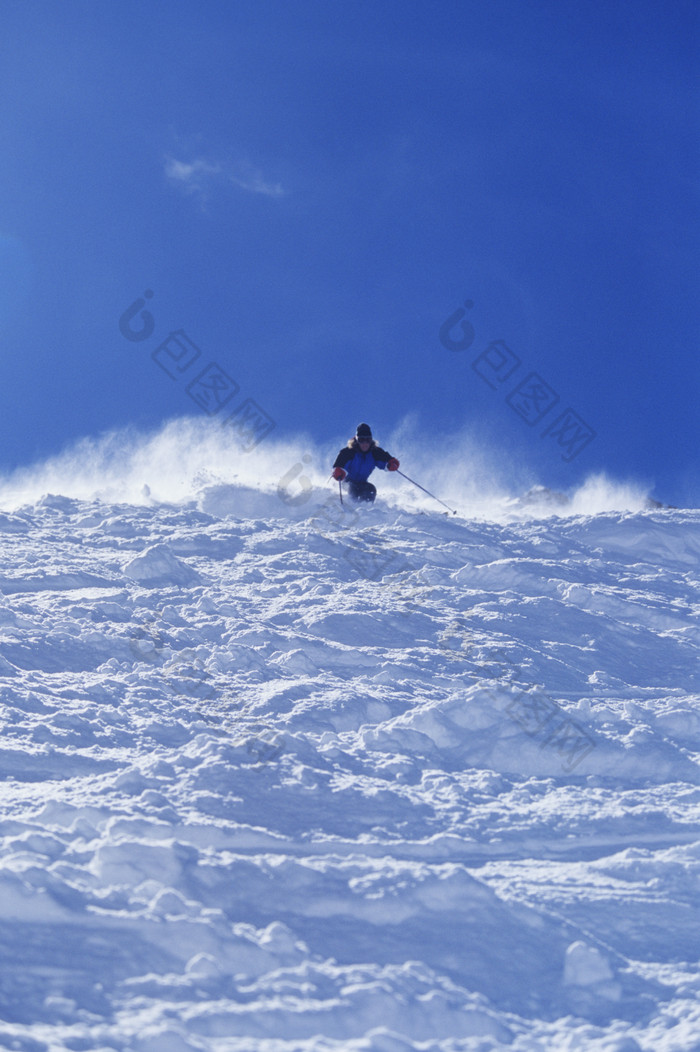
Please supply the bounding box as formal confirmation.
[0,485,698,1051]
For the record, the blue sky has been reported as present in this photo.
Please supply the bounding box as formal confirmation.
[0,0,697,506]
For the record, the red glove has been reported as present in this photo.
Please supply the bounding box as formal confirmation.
[387,458,399,471]
[333,466,347,481]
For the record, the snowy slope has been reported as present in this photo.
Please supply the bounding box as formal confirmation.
[0,476,699,1051]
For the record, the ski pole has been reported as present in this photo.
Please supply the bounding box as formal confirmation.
[396,469,457,515]
[329,474,344,505]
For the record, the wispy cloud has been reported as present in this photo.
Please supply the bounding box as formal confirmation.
[165,156,285,201]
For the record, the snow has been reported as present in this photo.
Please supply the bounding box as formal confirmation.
[0,441,698,1051]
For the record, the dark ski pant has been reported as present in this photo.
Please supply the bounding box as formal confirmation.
[347,480,376,503]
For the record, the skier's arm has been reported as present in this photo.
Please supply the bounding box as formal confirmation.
[372,447,399,471]
[333,448,353,469]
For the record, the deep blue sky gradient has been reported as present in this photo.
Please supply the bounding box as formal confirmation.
[0,0,697,504]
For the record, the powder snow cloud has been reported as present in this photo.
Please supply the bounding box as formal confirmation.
[0,415,654,521]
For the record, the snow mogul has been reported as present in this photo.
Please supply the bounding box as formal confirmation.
[332,423,399,503]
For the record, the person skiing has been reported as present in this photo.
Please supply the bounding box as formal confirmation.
[332,423,399,503]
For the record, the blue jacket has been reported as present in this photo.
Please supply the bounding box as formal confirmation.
[333,440,393,483]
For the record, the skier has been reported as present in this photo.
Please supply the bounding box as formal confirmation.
[332,423,399,503]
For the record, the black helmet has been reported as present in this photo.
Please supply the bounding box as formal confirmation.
[356,423,372,439]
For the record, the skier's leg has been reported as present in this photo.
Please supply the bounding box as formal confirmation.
[347,481,376,503]
[354,482,376,503]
